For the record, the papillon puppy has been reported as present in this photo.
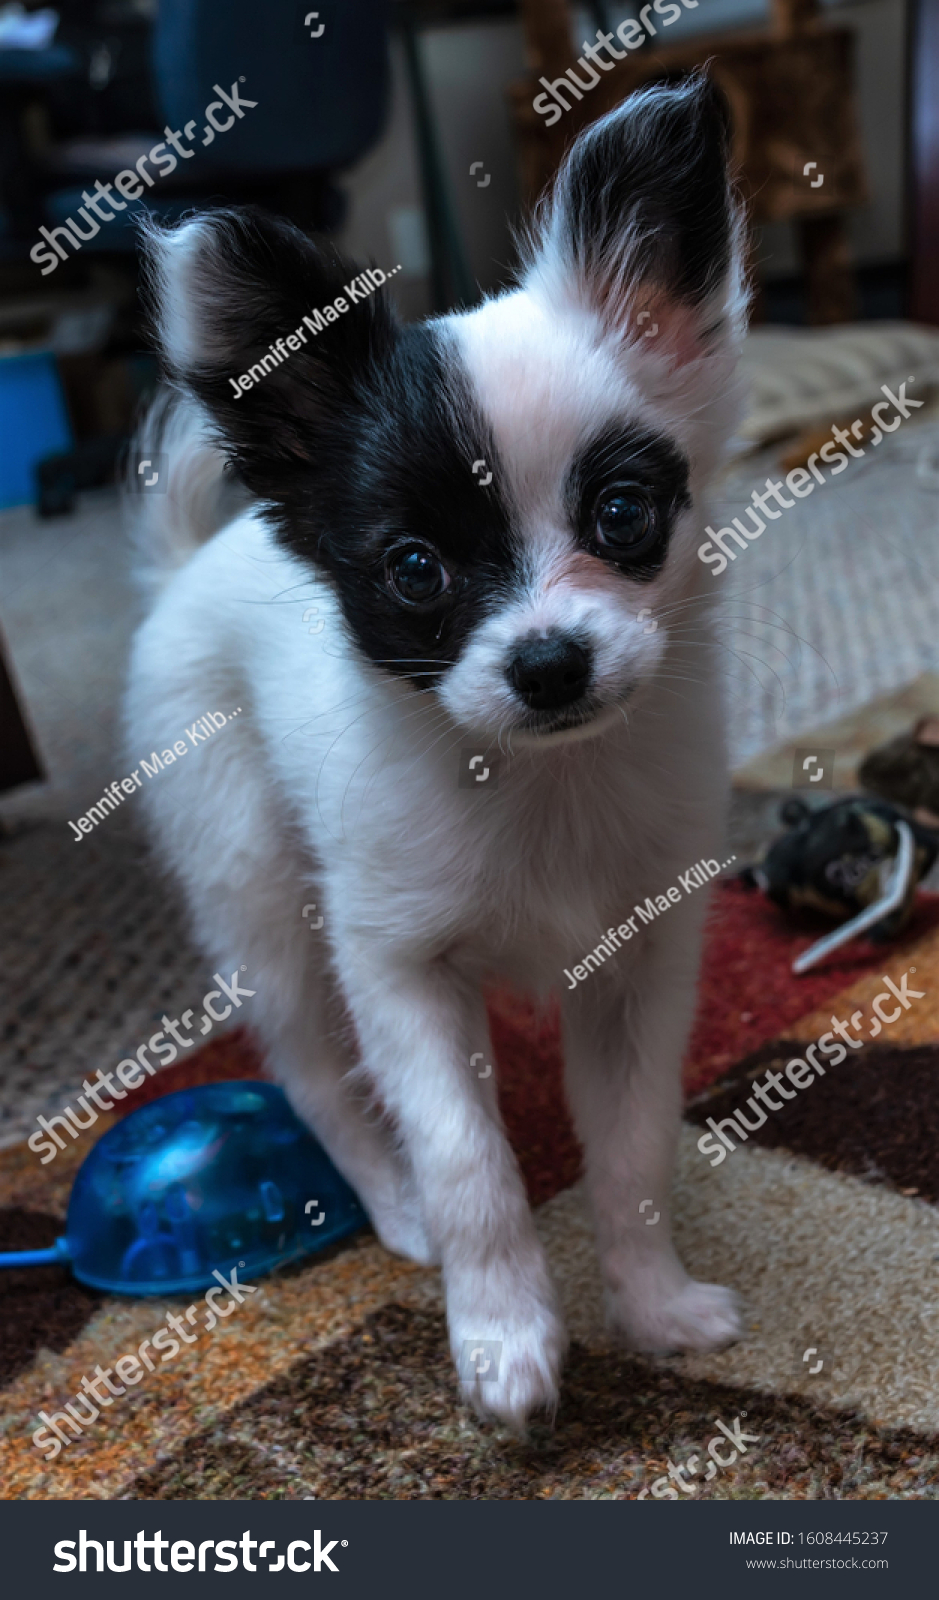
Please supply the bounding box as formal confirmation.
[125,77,748,1427]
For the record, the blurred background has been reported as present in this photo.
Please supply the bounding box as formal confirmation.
[0,0,932,513]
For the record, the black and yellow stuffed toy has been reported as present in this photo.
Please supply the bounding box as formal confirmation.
[858,716,939,829]
[741,796,937,942]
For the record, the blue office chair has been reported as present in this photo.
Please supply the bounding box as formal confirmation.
[155,0,389,176]
[39,0,391,250]
[19,1,390,517]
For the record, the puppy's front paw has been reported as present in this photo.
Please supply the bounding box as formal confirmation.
[612,1276,742,1354]
[452,1307,568,1432]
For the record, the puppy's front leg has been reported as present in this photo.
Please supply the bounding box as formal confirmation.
[563,920,741,1353]
[340,953,567,1428]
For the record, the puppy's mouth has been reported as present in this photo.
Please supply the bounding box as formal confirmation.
[510,697,627,747]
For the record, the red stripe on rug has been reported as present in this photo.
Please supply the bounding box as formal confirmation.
[685,882,939,1093]
[110,885,939,1207]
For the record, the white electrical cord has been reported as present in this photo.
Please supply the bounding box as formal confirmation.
[791,819,916,974]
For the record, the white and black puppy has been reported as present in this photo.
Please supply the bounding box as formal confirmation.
[125,77,748,1427]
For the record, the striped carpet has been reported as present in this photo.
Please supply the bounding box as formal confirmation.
[2,882,938,1500]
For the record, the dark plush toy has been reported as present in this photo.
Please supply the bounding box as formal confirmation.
[858,716,939,827]
[740,795,938,941]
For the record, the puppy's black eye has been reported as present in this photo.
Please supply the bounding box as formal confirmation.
[594,487,655,553]
[387,544,450,606]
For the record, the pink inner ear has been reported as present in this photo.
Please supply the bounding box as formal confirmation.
[614,287,710,370]
[913,716,939,747]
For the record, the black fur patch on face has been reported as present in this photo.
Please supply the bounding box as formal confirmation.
[147,211,524,688]
[566,424,691,583]
[278,323,523,686]
[148,208,399,497]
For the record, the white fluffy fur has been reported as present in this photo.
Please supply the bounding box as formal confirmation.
[125,389,249,600]
[125,142,747,1428]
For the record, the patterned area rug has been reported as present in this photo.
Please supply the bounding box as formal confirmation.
[2,882,938,1501]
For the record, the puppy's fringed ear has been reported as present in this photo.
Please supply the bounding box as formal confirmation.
[524,76,747,366]
[142,209,396,498]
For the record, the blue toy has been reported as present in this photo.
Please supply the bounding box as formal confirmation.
[0,1082,367,1295]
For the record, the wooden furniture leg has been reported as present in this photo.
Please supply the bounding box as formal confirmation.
[909,0,939,325]
[799,213,859,324]
[0,627,43,797]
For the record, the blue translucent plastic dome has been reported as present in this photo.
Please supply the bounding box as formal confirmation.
[63,1081,367,1295]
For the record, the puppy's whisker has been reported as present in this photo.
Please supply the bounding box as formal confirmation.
[662,608,840,694]
[278,690,398,743]
[667,629,802,683]
[279,678,445,745]
[341,704,456,833]
[325,693,455,826]
[309,698,424,841]
[360,657,458,668]
[349,713,477,833]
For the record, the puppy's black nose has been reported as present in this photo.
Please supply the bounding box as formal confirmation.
[507,634,591,711]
